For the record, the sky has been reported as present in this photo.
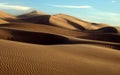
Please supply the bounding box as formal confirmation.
[0,0,120,26]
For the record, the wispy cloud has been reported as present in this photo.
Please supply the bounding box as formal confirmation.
[85,9,120,25]
[112,0,117,3]
[0,3,31,10]
[50,4,92,9]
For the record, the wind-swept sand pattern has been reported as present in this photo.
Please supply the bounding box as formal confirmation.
[1,39,120,75]
[0,10,120,75]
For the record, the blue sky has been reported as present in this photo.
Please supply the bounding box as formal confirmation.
[0,0,120,26]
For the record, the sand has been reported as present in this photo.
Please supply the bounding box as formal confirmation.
[0,10,120,75]
[0,19,9,24]
[0,11,16,19]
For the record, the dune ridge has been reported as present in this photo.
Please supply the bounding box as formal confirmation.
[18,11,117,31]
[17,10,46,18]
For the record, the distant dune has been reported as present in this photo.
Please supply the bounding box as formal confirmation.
[54,14,109,29]
[18,10,46,18]
[0,10,120,75]
[0,11,16,19]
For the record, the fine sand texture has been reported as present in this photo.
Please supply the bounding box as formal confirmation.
[0,10,120,75]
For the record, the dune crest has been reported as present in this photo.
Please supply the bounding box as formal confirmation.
[17,10,47,18]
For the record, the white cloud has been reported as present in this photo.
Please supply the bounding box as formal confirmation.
[85,9,120,25]
[112,0,117,3]
[50,4,92,9]
[0,3,31,10]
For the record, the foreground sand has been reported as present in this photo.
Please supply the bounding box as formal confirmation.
[1,39,120,75]
[0,10,120,75]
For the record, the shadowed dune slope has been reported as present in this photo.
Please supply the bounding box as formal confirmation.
[0,28,71,45]
[17,10,46,18]
[86,27,118,33]
[0,22,87,37]
[19,15,51,25]
[0,39,120,75]
[115,27,120,33]
[0,23,120,44]
[0,27,120,49]
[50,15,84,30]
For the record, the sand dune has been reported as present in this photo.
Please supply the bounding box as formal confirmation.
[1,39,120,75]
[86,27,118,33]
[18,10,46,18]
[18,11,114,31]
[0,19,9,24]
[115,27,120,33]
[54,14,109,30]
[0,23,120,44]
[0,11,16,19]
[52,13,92,30]
[0,27,71,45]
[0,26,120,50]
[0,22,87,37]
[50,15,81,30]
[0,10,120,75]
[19,15,51,25]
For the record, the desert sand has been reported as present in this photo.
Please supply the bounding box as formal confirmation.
[0,10,120,75]
[0,19,9,24]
